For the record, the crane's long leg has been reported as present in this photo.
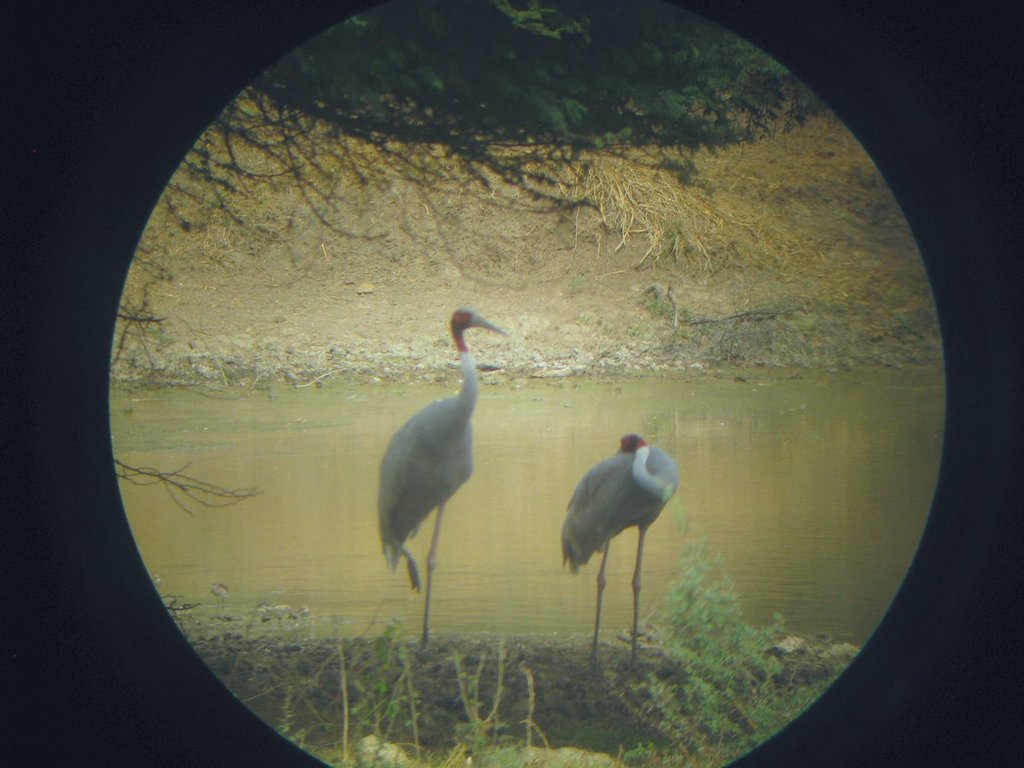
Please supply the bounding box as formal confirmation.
[591,543,611,666]
[420,502,446,648]
[630,526,649,662]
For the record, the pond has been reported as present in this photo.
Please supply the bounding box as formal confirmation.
[111,369,944,646]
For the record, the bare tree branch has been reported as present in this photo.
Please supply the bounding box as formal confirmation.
[112,279,166,368]
[685,309,781,326]
[114,459,259,515]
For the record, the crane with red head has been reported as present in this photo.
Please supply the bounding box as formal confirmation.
[378,308,506,647]
[562,434,678,663]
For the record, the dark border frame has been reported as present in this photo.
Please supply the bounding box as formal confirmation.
[7,1,1022,765]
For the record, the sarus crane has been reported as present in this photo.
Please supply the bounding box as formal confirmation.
[378,307,506,647]
[562,434,678,663]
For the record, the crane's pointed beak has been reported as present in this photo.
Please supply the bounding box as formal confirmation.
[470,315,507,336]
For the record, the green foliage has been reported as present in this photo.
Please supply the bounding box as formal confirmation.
[640,285,692,339]
[641,292,688,325]
[663,541,785,742]
[620,742,662,767]
[349,622,420,744]
[491,0,588,39]
[568,273,587,295]
[257,0,823,152]
[629,539,823,761]
[665,541,785,661]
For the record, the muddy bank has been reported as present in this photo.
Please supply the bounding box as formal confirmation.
[182,613,855,759]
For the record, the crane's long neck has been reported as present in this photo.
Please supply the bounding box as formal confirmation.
[631,446,675,502]
[454,333,479,422]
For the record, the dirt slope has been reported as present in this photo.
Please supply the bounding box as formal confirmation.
[112,116,942,390]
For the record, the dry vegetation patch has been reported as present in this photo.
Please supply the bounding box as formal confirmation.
[113,101,940,389]
[185,625,851,768]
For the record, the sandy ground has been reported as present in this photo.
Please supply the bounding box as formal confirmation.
[111,118,942,391]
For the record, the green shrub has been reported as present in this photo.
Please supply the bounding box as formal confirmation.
[350,622,421,746]
[630,538,831,763]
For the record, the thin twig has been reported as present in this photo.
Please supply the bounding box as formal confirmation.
[339,639,350,762]
[518,664,550,750]
[293,364,358,388]
[686,309,780,326]
[485,637,506,738]
[565,205,580,274]
[452,641,506,745]
[404,652,421,760]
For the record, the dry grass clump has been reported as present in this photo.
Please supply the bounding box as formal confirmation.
[150,93,927,329]
[161,90,913,290]
[557,115,918,283]
[560,150,731,272]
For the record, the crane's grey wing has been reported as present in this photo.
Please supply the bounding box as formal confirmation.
[561,453,633,571]
[378,397,473,550]
[561,447,679,571]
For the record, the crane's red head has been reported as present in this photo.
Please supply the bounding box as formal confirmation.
[619,434,648,453]
[450,308,506,352]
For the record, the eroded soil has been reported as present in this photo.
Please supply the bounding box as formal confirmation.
[112,117,942,392]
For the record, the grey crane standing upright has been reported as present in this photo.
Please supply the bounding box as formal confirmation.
[562,434,678,663]
[378,307,506,647]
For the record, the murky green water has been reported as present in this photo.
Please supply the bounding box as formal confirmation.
[111,369,943,645]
